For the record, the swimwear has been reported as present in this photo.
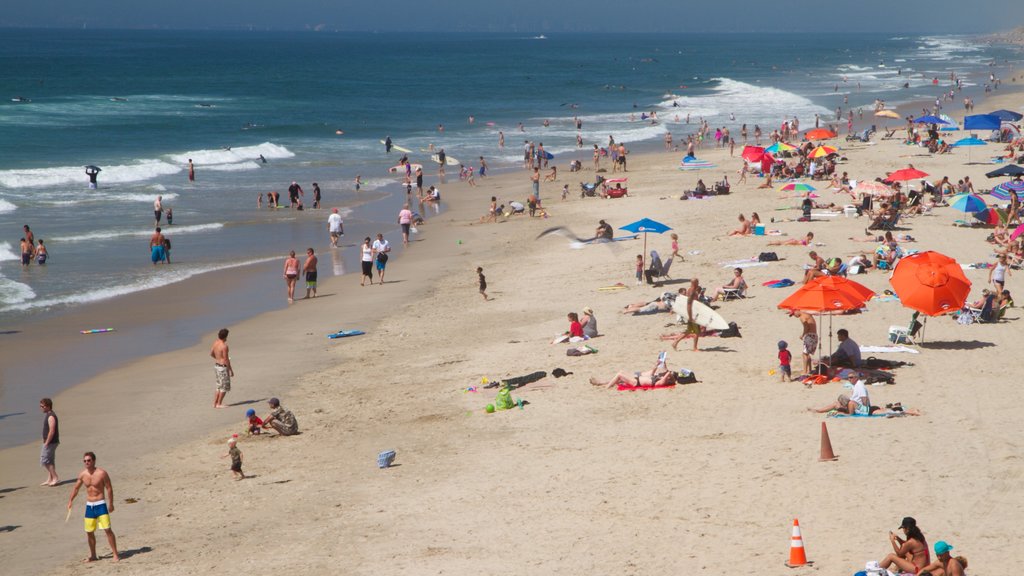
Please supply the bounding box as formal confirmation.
[361,260,373,276]
[305,271,317,288]
[21,253,30,265]
[84,500,111,532]
[37,253,47,265]
[214,364,231,393]
[150,245,166,263]
[802,333,818,355]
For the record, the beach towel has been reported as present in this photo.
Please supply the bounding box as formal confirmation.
[616,383,676,391]
[725,261,770,269]
[829,412,905,419]
[719,257,759,267]
[859,346,919,354]
[762,279,795,288]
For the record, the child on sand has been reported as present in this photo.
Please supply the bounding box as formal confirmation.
[477,267,488,301]
[635,255,643,285]
[778,341,792,382]
[245,409,263,435]
[223,437,244,480]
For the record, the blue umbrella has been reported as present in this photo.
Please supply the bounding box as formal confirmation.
[620,218,672,271]
[953,136,987,163]
[990,180,1024,201]
[913,115,950,125]
[949,193,987,213]
[990,109,1023,122]
[938,114,958,131]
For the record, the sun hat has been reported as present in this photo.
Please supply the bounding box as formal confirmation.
[268,397,280,407]
[227,437,236,445]
[900,517,917,530]
[245,409,255,417]
[934,541,953,555]
[582,307,594,315]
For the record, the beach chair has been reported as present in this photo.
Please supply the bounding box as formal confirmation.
[881,127,899,140]
[963,294,996,324]
[721,282,746,301]
[645,255,673,284]
[872,211,902,231]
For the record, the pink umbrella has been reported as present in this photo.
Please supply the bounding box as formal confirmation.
[1011,222,1024,241]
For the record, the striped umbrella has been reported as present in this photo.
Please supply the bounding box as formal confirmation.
[989,180,1024,201]
[808,145,839,159]
[679,158,716,170]
[973,207,1007,226]
[765,142,797,154]
[855,180,894,197]
[777,182,817,193]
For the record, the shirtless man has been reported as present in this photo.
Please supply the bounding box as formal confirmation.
[681,278,702,351]
[918,541,965,576]
[210,328,234,409]
[149,227,166,265]
[804,250,826,283]
[790,310,818,376]
[67,452,119,562]
[153,196,163,226]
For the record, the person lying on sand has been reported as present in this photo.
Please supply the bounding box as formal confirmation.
[621,291,677,315]
[590,353,675,389]
[768,231,814,246]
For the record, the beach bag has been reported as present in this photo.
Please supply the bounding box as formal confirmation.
[758,252,779,262]
[676,369,697,384]
[495,388,515,410]
[377,252,388,264]
[718,322,742,338]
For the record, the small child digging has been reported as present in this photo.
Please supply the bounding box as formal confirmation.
[246,408,263,435]
[223,437,244,480]
[477,267,489,301]
[777,340,792,382]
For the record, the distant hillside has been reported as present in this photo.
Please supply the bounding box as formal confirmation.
[991,26,1024,45]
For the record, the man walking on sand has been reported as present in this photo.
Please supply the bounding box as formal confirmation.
[790,310,818,376]
[39,397,59,486]
[210,328,234,409]
[303,248,318,299]
[67,451,119,563]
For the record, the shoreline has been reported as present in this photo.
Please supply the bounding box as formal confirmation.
[3,51,1024,575]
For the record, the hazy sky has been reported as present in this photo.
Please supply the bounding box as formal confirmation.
[2,0,1023,33]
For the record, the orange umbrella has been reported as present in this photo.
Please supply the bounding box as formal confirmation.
[778,275,875,313]
[805,128,837,140]
[808,145,839,159]
[889,251,971,316]
[887,167,929,182]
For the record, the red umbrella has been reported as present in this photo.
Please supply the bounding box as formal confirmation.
[889,251,971,316]
[805,128,838,140]
[741,145,765,162]
[760,152,775,174]
[887,167,930,182]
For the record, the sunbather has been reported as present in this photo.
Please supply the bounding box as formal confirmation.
[808,374,870,415]
[621,290,677,315]
[711,268,747,301]
[590,353,677,389]
[879,517,931,575]
[768,232,814,247]
[728,213,752,236]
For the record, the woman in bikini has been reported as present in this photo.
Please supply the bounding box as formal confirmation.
[283,250,300,303]
[727,214,752,236]
[768,232,813,246]
[878,517,930,575]
[590,354,677,389]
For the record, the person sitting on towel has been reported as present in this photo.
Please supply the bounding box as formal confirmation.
[808,373,871,415]
[828,329,862,368]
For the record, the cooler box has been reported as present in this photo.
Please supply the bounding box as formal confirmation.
[754,224,765,235]
[844,205,858,218]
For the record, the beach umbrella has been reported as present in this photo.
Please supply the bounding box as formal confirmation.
[1010,222,1024,241]
[777,182,816,193]
[620,218,672,270]
[949,193,987,213]
[913,115,949,125]
[990,109,1024,122]
[741,145,765,162]
[965,114,1001,130]
[938,114,959,131]
[874,109,901,119]
[679,157,716,170]
[989,180,1024,201]
[986,164,1024,178]
[952,136,987,163]
[973,207,1007,226]
[778,276,875,359]
[855,180,895,197]
[764,142,797,155]
[808,145,839,159]
[805,128,837,140]
[887,167,929,182]
[889,251,971,317]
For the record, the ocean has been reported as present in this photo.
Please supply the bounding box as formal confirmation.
[0,31,1020,441]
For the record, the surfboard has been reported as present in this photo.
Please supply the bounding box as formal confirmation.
[387,163,422,174]
[598,283,629,291]
[380,140,411,153]
[327,329,365,339]
[431,154,461,166]
[543,151,554,160]
[672,300,730,331]
[81,328,115,334]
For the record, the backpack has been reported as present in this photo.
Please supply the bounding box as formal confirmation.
[676,369,698,384]
[758,252,779,262]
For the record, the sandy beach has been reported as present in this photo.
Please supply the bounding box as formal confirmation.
[3,83,1024,576]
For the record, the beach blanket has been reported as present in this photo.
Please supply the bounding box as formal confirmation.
[828,412,901,419]
[860,346,919,354]
[725,261,770,269]
[616,383,676,391]
[871,295,900,303]
[762,278,795,288]
[719,257,759,267]
[962,262,993,269]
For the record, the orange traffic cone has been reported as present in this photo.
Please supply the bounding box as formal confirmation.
[819,421,838,461]
[786,518,808,567]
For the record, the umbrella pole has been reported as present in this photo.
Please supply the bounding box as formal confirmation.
[642,233,648,276]
[817,311,824,375]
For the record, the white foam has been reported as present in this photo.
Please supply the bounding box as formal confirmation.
[0,274,36,305]
[201,161,262,172]
[655,78,831,124]
[0,242,19,261]
[1,256,276,312]
[35,191,179,206]
[166,142,294,166]
[0,159,181,189]
[55,222,224,243]
[0,198,16,214]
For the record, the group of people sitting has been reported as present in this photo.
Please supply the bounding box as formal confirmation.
[727,212,761,236]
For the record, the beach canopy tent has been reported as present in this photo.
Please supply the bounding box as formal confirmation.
[964,114,1001,131]
[985,164,1024,178]
[913,115,949,125]
[990,109,1023,122]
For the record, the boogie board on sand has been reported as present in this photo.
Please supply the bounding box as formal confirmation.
[327,329,365,339]
[380,140,411,153]
[671,299,730,331]
[431,154,461,166]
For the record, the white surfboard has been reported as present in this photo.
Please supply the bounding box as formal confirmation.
[387,163,423,174]
[431,154,460,166]
[380,140,411,153]
[672,299,730,331]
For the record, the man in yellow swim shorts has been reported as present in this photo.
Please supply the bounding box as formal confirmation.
[67,451,119,562]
